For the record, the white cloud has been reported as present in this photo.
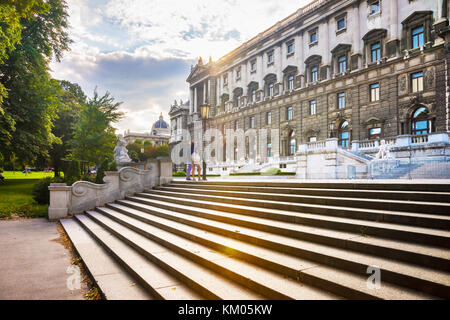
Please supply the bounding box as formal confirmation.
[51,0,314,133]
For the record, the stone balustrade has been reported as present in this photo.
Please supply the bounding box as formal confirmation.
[48,158,172,220]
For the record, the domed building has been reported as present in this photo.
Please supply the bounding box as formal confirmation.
[123,113,170,146]
[151,114,170,136]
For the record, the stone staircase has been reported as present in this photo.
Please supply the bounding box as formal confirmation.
[61,180,450,300]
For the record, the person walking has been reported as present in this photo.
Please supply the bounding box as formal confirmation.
[186,142,194,181]
[191,144,202,181]
[0,172,4,183]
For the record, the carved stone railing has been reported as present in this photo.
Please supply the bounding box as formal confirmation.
[48,158,172,220]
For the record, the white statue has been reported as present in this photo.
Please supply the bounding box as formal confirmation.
[114,134,132,164]
[374,139,394,160]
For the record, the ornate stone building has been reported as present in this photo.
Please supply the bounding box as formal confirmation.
[169,100,190,171]
[123,114,170,146]
[182,0,450,177]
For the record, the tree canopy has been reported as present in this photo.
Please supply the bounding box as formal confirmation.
[69,89,124,165]
[0,0,71,165]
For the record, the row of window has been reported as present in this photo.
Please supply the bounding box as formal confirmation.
[231,69,424,110]
[222,9,425,87]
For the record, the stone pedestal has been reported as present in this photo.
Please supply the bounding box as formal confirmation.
[48,184,71,220]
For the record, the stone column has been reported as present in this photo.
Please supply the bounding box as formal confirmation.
[194,86,198,114]
[297,33,304,75]
[322,19,330,80]
[386,0,399,57]
[390,0,398,40]
[351,3,361,69]
[276,45,283,87]
[323,19,330,65]
[190,88,194,114]
[203,81,207,105]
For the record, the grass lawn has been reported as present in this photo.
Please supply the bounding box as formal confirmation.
[2,171,57,180]
[0,179,49,219]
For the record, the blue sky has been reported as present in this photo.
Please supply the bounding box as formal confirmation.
[50,0,312,133]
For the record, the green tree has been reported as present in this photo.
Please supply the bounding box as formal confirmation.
[0,0,48,103]
[0,0,71,164]
[155,144,169,158]
[69,89,124,166]
[95,159,108,184]
[49,81,84,177]
[65,159,81,184]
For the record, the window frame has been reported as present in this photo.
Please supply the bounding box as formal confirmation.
[337,17,346,31]
[369,127,382,140]
[369,0,380,16]
[311,66,319,83]
[338,92,346,109]
[309,29,318,45]
[250,59,257,73]
[371,42,381,63]
[338,55,347,73]
[287,106,293,121]
[268,83,274,97]
[288,75,295,91]
[370,83,380,102]
[249,116,255,129]
[412,25,425,49]
[266,111,272,125]
[267,51,274,65]
[309,100,317,115]
[286,40,295,55]
[411,71,424,93]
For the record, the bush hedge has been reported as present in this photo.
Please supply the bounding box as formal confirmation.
[32,177,64,204]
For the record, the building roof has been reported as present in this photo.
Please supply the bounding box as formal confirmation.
[152,114,169,129]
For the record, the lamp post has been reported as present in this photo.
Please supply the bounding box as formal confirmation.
[200,103,210,181]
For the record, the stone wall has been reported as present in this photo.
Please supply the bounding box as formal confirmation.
[48,158,172,220]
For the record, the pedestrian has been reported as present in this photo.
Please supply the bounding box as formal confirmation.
[186,142,194,181]
[191,144,202,181]
[0,172,5,183]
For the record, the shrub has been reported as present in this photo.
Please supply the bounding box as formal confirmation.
[109,161,118,171]
[32,177,64,204]
[264,168,281,175]
[173,171,186,177]
[95,159,109,184]
[229,172,261,176]
[65,160,81,183]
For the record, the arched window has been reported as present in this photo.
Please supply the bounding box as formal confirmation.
[268,83,274,97]
[338,121,350,148]
[288,75,295,90]
[411,107,431,135]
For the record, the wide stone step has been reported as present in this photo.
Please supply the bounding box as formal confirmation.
[141,190,450,232]
[79,212,264,300]
[156,186,450,215]
[88,208,339,300]
[167,183,450,203]
[118,198,450,272]
[74,215,206,300]
[60,219,153,300]
[173,180,450,192]
[99,202,447,299]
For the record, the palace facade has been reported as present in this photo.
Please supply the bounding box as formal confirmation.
[179,0,450,177]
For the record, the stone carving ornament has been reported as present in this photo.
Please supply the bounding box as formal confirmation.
[328,94,336,110]
[425,67,435,89]
[399,74,407,95]
[114,134,132,164]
